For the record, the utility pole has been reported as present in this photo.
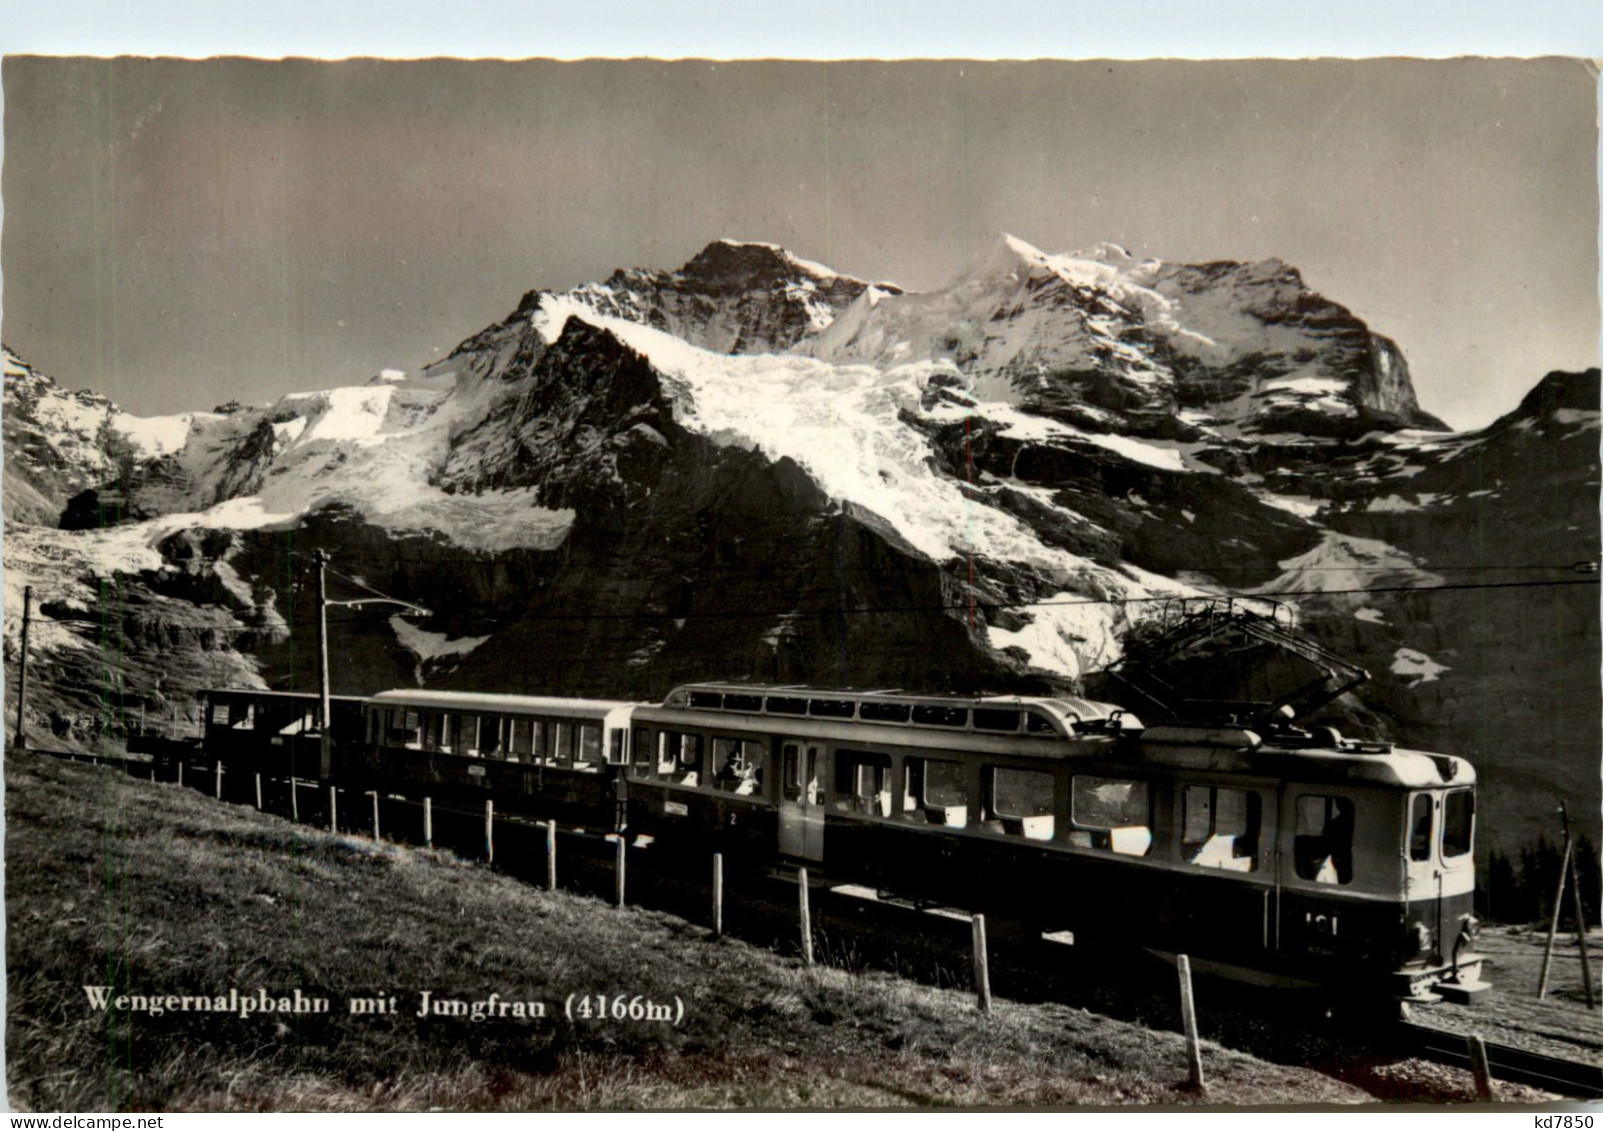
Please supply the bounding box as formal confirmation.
[315,550,333,780]
[310,550,430,782]
[14,585,31,750]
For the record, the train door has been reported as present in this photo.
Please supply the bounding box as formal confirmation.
[778,739,826,860]
[1174,780,1278,961]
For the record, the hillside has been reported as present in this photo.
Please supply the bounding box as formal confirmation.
[5,753,1369,1111]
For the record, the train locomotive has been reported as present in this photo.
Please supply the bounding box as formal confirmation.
[193,604,1487,1007]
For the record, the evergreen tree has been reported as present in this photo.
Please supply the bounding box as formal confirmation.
[1573,833,1600,928]
[1483,850,1520,923]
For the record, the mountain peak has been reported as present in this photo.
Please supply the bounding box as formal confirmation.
[677,238,861,289]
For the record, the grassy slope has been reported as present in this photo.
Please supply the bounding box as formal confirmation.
[4,753,1367,1111]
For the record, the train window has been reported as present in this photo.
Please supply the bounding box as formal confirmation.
[834,750,893,817]
[388,708,421,748]
[973,709,1021,733]
[552,723,574,768]
[657,732,703,786]
[766,696,808,715]
[988,767,1054,839]
[858,701,911,724]
[1442,790,1474,859]
[1293,795,1354,885]
[689,691,723,708]
[781,743,802,801]
[809,698,857,719]
[457,714,482,756]
[1182,786,1260,872]
[912,704,968,728]
[903,757,968,826]
[630,727,653,778]
[509,718,533,760]
[482,716,506,760]
[228,701,256,729]
[576,723,604,771]
[1070,776,1152,857]
[712,737,767,795]
[724,693,764,713]
[780,744,823,803]
[1026,710,1058,736]
[1409,794,1434,862]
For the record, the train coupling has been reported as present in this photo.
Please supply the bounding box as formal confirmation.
[1393,956,1489,1005]
[1435,964,1493,1005]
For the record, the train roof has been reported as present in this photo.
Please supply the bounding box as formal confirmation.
[204,687,366,704]
[658,682,1139,741]
[367,688,638,719]
[1135,725,1476,789]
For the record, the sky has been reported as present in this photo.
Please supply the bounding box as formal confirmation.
[1,52,1598,428]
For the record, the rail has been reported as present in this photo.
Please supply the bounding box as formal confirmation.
[1399,1021,1603,1100]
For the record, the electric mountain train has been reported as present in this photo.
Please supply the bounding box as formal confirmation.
[196,668,1485,1006]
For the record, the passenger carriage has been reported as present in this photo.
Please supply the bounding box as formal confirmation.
[626,682,1484,1003]
[358,689,638,826]
[201,688,367,779]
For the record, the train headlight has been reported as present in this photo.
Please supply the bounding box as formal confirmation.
[1406,922,1434,958]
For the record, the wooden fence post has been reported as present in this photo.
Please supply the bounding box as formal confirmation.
[423,796,433,849]
[371,791,381,841]
[546,820,558,891]
[614,836,626,909]
[798,867,814,967]
[484,799,494,864]
[712,852,724,937]
[177,760,184,788]
[328,785,338,833]
[254,772,263,810]
[290,779,299,822]
[972,913,992,1012]
[1468,1035,1494,1100]
[214,760,223,799]
[1177,954,1206,1091]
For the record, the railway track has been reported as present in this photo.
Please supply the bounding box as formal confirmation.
[1399,1022,1603,1100]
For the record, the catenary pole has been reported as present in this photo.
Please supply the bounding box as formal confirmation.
[14,585,32,750]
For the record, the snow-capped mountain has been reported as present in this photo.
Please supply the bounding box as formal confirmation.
[3,348,204,525]
[3,236,1594,850]
[805,235,1441,439]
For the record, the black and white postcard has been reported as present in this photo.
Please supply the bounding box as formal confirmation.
[2,18,1599,1115]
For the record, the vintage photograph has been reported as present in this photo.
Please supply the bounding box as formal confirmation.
[1,50,1599,1112]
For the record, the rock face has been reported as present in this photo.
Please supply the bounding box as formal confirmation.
[509,238,896,358]
[3,240,1592,853]
[1303,369,1601,849]
[806,237,1444,439]
[4,349,135,526]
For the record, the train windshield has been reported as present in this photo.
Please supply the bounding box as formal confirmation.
[1442,789,1475,859]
